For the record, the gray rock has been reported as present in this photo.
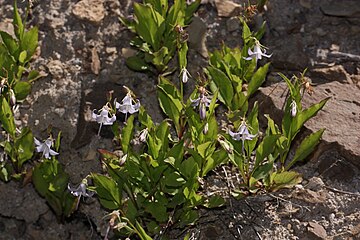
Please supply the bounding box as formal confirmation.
[226,17,241,32]
[259,80,360,169]
[215,0,242,17]
[72,0,106,24]
[310,65,352,84]
[320,0,360,18]
[307,222,327,239]
[188,16,208,58]
[0,182,48,223]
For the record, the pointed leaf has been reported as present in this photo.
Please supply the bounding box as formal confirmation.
[0,97,16,137]
[13,1,24,40]
[247,63,270,98]
[207,67,233,107]
[286,128,325,170]
[121,115,134,153]
[21,27,38,61]
[289,97,329,139]
[92,174,121,210]
[15,127,34,168]
[254,135,280,169]
[0,31,18,55]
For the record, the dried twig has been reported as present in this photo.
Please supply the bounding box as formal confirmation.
[268,193,311,212]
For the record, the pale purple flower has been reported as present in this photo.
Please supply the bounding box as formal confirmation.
[191,93,212,120]
[68,179,94,210]
[34,137,59,159]
[229,121,257,154]
[180,67,191,83]
[290,100,297,117]
[115,89,140,121]
[244,41,272,63]
[92,107,116,135]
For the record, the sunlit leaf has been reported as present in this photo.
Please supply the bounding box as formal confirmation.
[0,97,16,137]
[13,81,31,101]
[286,128,325,170]
[92,174,121,210]
[247,62,270,98]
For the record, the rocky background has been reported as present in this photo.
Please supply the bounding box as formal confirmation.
[0,0,359,239]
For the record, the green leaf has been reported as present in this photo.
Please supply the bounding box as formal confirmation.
[178,41,188,69]
[157,76,182,132]
[145,0,168,16]
[251,162,273,182]
[133,3,165,51]
[207,67,234,107]
[254,135,279,170]
[197,141,212,158]
[13,81,31,101]
[166,139,184,169]
[138,106,154,129]
[180,158,199,179]
[270,171,302,191]
[0,31,18,55]
[126,55,150,72]
[167,0,184,28]
[164,171,186,187]
[179,209,198,227]
[27,70,42,82]
[0,97,16,137]
[242,21,251,42]
[144,200,168,222]
[148,46,168,70]
[203,195,225,208]
[121,115,134,153]
[185,0,201,24]
[289,97,329,140]
[286,128,325,170]
[135,221,153,240]
[14,127,34,168]
[247,62,270,98]
[18,50,27,63]
[92,174,121,210]
[13,1,24,40]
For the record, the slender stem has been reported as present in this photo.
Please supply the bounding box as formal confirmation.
[97,123,102,136]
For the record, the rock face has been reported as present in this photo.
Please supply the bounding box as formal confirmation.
[259,80,360,169]
[72,0,105,24]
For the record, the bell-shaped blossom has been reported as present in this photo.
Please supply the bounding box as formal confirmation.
[180,67,191,83]
[34,137,59,159]
[68,179,94,210]
[244,41,272,63]
[191,93,212,120]
[229,122,257,142]
[92,107,116,135]
[115,88,140,121]
[290,100,297,117]
[229,121,257,154]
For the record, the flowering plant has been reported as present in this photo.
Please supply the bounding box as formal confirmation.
[121,0,200,74]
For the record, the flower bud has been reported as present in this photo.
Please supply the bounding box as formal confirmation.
[203,123,209,134]
[290,100,297,117]
[9,89,16,106]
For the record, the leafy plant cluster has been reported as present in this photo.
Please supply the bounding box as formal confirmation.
[0,1,39,181]
[0,1,78,219]
[0,1,329,240]
[90,0,328,239]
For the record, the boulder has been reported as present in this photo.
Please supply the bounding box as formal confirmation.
[259,80,360,169]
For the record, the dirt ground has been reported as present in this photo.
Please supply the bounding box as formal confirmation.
[0,0,359,239]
